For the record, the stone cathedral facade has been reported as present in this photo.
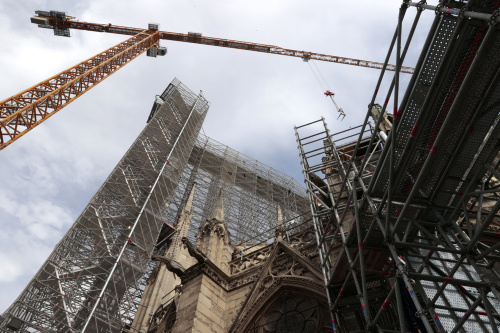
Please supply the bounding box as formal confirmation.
[129,184,334,333]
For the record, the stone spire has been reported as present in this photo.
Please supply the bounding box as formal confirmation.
[209,188,225,222]
[131,182,197,332]
[275,205,286,242]
[176,182,196,237]
[196,188,231,274]
[162,182,197,259]
[184,182,196,212]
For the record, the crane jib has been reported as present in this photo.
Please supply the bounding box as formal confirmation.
[159,33,272,53]
[43,15,413,74]
[0,12,415,151]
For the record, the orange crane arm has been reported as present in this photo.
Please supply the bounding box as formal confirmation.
[50,17,414,74]
[0,29,159,150]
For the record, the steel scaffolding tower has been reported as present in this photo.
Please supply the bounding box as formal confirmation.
[296,1,500,332]
[0,78,209,333]
[0,78,311,332]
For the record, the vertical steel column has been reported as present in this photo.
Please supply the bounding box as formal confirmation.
[352,179,371,327]
[296,2,500,331]
[480,289,499,333]
[385,4,404,239]
[449,296,483,333]
[394,277,408,333]
[366,3,442,195]
[334,1,419,204]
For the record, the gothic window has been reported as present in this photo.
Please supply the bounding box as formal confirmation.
[247,295,332,333]
[162,304,177,332]
[150,302,177,333]
[263,297,319,333]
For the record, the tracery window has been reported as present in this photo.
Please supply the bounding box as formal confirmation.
[247,295,332,333]
[149,301,177,333]
[160,303,177,333]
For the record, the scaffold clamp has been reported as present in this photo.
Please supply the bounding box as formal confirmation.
[416,0,427,12]
[435,4,444,15]
[489,8,500,26]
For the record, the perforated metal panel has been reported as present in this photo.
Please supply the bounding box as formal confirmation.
[372,14,459,198]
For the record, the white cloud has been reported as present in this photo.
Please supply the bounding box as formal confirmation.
[0,194,72,238]
[0,254,23,283]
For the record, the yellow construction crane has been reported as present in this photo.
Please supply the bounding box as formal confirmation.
[0,10,414,151]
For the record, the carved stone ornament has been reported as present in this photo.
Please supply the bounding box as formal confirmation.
[197,219,230,244]
[181,261,231,290]
[146,263,161,285]
[151,254,185,278]
[181,237,207,263]
[229,244,273,275]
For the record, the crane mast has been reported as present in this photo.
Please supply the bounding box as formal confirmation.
[0,10,414,151]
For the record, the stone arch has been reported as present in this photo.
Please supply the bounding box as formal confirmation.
[233,277,333,333]
[148,300,177,333]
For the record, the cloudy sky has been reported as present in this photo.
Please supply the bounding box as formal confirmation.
[0,0,435,311]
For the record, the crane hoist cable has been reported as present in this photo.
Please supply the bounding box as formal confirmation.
[312,60,330,92]
[307,60,346,121]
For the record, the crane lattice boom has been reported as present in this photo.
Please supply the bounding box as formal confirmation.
[46,15,414,74]
[0,11,414,151]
